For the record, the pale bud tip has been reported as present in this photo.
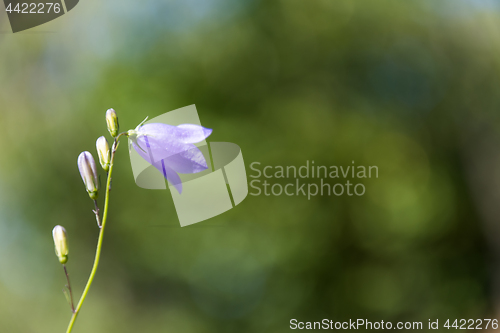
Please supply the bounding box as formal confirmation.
[77,151,99,199]
[96,136,111,172]
[106,108,119,138]
[52,225,68,264]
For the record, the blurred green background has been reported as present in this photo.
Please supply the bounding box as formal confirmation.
[1,0,500,331]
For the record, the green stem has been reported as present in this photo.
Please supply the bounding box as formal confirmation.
[65,134,125,333]
[63,264,75,313]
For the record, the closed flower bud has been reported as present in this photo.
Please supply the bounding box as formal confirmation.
[106,108,119,138]
[96,136,110,171]
[52,225,68,264]
[77,151,99,199]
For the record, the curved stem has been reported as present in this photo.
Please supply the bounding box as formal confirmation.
[65,133,126,333]
[63,264,75,313]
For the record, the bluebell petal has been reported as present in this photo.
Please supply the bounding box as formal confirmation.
[135,134,191,163]
[176,124,213,143]
[151,159,183,193]
[164,145,209,174]
[131,121,213,194]
[138,123,177,142]
[138,123,212,145]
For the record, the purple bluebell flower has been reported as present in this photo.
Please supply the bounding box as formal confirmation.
[129,121,212,193]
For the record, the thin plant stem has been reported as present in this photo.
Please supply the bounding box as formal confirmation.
[63,264,75,313]
[93,200,101,228]
[65,133,126,333]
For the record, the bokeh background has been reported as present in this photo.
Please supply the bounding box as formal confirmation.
[1,0,500,331]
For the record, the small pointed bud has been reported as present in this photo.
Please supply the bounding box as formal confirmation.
[77,151,99,199]
[106,108,119,138]
[52,225,68,264]
[96,136,110,172]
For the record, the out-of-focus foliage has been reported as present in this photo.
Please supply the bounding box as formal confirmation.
[0,0,499,332]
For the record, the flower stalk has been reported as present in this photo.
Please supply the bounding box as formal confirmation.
[61,108,212,332]
[93,199,101,228]
[63,264,75,313]
[65,132,127,333]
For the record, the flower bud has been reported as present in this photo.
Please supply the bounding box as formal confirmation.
[106,108,119,138]
[77,151,99,199]
[52,225,68,264]
[96,136,110,172]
